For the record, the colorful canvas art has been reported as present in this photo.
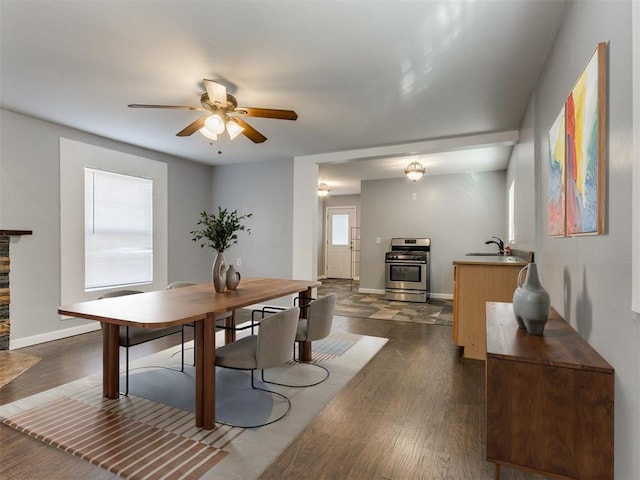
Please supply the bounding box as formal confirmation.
[548,107,566,237]
[565,43,606,235]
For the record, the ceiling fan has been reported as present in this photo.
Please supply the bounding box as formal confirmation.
[128,79,298,144]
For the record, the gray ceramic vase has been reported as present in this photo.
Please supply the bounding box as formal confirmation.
[512,262,551,335]
[212,252,227,293]
[226,265,241,290]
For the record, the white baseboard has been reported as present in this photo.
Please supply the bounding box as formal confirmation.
[358,288,386,295]
[10,322,102,350]
[430,293,453,300]
[357,288,452,300]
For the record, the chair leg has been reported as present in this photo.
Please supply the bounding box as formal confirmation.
[192,326,196,366]
[180,326,185,372]
[263,344,330,388]
[214,369,292,429]
[123,332,130,396]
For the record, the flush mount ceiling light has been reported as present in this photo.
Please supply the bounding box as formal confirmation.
[317,183,330,197]
[404,161,426,182]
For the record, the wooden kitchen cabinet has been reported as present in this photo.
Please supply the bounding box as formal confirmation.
[452,257,526,360]
[485,302,614,480]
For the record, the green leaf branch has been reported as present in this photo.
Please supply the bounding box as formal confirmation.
[190,207,252,253]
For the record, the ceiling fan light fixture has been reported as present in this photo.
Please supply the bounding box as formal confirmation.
[404,161,426,182]
[199,127,218,141]
[226,119,244,140]
[317,183,330,197]
[204,114,225,135]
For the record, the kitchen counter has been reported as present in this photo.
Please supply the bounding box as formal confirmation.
[452,253,531,360]
[452,256,527,266]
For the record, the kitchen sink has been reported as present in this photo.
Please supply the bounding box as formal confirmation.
[465,252,503,256]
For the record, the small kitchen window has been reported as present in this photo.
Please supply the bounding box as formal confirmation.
[508,179,515,244]
[331,214,350,246]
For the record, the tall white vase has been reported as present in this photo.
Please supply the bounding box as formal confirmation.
[512,262,551,335]
[212,252,227,293]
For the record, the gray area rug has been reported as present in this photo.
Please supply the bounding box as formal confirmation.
[127,332,357,427]
[318,278,453,326]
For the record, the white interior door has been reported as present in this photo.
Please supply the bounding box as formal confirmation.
[326,207,355,279]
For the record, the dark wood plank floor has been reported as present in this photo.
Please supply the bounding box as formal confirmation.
[0,317,549,479]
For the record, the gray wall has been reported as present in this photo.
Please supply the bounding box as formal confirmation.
[506,96,536,251]
[0,108,212,345]
[360,172,507,295]
[516,1,638,476]
[210,158,294,280]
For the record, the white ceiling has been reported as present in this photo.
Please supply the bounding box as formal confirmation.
[0,0,569,194]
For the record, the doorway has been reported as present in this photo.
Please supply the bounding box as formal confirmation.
[325,206,356,279]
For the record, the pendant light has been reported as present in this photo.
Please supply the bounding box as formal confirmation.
[317,183,330,197]
[404,161,425,182]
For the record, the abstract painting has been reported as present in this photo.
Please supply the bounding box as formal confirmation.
[548,106,566,237]
[565,42,607,235]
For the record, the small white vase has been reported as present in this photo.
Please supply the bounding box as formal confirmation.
[212,252,227,293]
[513,262,551,335]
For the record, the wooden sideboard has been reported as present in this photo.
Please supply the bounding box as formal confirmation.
[485,302,614,480]
[452,257,527,360]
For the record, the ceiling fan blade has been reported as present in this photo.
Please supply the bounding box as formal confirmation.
[128,104,204,111]
[239,107,298,120]
[204,79,227,108]
[176,116,207,137]
[233,117,267,143]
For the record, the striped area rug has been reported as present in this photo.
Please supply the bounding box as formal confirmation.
[3,390,239,480]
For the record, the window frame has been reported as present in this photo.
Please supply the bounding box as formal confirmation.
[60,138,168,307]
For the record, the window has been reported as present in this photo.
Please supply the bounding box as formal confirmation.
[84,168,153,290]
[508,179,516,244]
[331,214,349,246]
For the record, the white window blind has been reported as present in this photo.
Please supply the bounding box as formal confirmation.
[84,167,153,290]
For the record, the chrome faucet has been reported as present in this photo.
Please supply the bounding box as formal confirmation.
[484,236,505,254]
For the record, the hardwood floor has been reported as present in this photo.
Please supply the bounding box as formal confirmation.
[0,318,550,479]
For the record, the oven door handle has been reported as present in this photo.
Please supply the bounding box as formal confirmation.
[385,260,427,264]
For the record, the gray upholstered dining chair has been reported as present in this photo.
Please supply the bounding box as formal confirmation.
[214,306,300,428]
[262,292,337,388]
[98,289,184,395]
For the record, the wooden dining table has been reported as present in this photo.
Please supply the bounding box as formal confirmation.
[58,277,319,430]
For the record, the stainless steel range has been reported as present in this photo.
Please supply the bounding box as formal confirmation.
[385,238,430,303]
